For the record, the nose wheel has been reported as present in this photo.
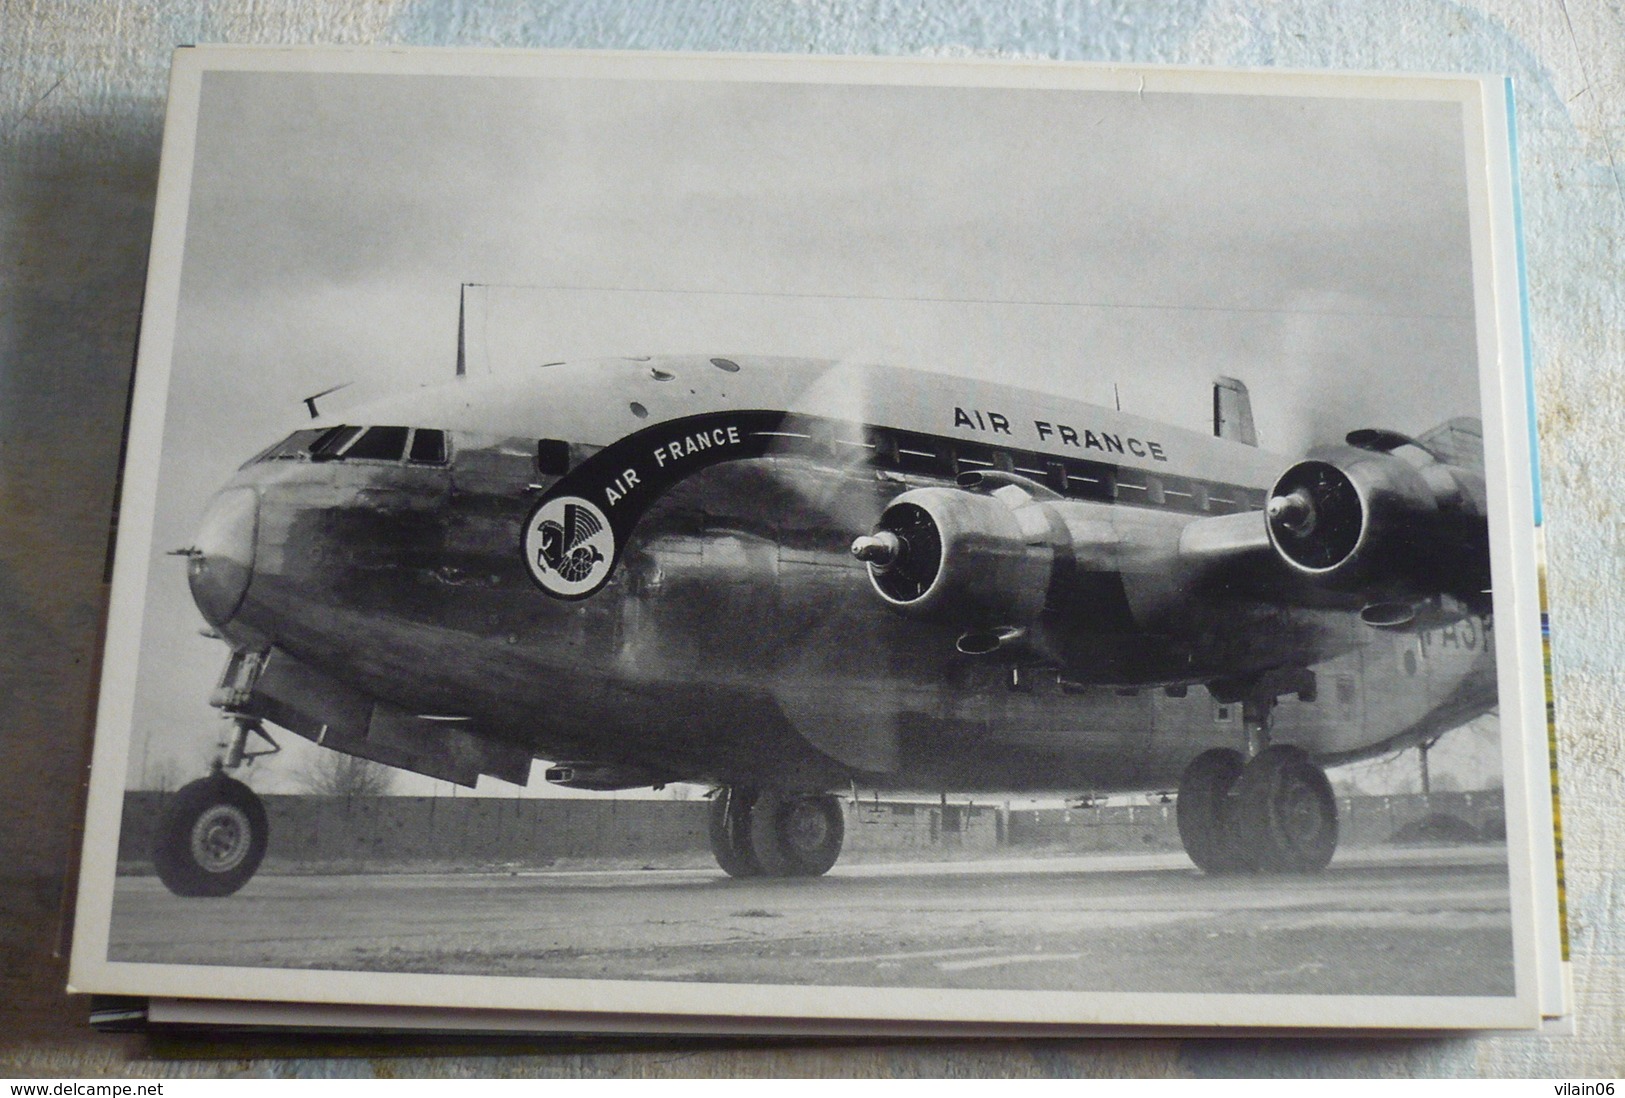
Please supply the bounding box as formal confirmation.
[151,714,277,897]
[152,772,268,896]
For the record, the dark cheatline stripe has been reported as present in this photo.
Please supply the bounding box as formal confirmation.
[523,408,1263,597]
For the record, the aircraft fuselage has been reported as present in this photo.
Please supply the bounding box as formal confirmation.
[191,357,1496,795]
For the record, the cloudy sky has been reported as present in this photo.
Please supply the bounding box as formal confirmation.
[123,59,1488,792]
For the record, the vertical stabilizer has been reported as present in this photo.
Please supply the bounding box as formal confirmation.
[1213,376,1257,447]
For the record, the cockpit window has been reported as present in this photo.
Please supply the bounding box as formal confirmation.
[310,425,363,460]
[343,425,411,461]
[256,428,331,462]
[308,425,352,454]
[252,424,449,465]
[408,428,447,464]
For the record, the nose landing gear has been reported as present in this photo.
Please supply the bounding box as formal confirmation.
[151,717,277,897]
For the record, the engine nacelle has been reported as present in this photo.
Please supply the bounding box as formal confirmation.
[1265,445,1487,596]
[853,483,1056,627]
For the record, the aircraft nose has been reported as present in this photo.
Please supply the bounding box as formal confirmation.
[187,488,258,628]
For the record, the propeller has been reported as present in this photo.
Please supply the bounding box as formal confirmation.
[756,359,922,754]
[857,502,943,603]
[1267,461,1364,571]
[763,358,898,535]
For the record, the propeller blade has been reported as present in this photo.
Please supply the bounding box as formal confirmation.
[764,359,897,534]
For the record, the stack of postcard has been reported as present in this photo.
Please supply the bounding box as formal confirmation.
[69,46,1568,1035]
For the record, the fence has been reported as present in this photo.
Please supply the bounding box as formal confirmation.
[1002,790,1506,853]
[117,788,1504,874]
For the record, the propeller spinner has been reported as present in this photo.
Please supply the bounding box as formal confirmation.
[1266,461,1364,572]
[853,503,944,603]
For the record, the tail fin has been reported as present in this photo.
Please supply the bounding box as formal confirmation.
[1212,377,1257,447]
[1347,417,1484,474]
[1415,417,1484,473]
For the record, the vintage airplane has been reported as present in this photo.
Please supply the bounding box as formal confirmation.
[152,353,1495,895]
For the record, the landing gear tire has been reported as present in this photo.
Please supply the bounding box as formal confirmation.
[1176,748,1249,875]
[748,792,845,878]
[152,774,268,897]
[1232,745,1338,874]
[707,786,762,878]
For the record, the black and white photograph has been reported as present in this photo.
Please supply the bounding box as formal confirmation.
[69,49,1551,1032]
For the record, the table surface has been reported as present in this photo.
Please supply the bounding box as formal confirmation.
[2,0,1621,1078]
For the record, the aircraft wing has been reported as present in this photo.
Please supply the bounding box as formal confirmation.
[850,417,1491,658]
[1182,418,1491,621]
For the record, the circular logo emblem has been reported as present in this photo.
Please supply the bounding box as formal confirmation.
[523,496,615,598]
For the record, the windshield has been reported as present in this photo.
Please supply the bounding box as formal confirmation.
[247,425,448,466]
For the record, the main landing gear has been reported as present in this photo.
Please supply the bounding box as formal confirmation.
[152,717,277,897]
[708,786,845,878]
[1176,701,1338,875]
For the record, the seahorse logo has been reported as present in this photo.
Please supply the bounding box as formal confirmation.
[523,496,614,598]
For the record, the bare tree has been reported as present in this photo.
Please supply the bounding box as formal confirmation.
[142,741,235,791]
[295,750,396,797]
[143,756,184,793]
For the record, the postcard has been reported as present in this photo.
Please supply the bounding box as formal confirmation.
[69,47,1557,1032]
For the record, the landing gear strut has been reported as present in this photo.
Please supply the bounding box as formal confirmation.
[1175,697,1338,875]
[151,716,276,897]
[707,787,845,878]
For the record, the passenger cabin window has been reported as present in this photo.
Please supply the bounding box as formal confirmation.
[892,431,944,476]
[409,428,447,464]
[536,438,570,476]
[1062,460,1113,502]
[343,425,411,461]
[1042,460,1069,493]
[1114,468,1148,501]
[953,443,995,477]
[746,418,1265,518]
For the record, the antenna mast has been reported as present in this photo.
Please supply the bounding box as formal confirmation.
[455,282,468,378]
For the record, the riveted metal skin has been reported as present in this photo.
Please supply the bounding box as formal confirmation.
[188,356,1496,798]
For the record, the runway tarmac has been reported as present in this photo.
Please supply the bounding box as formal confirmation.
[107,846,1515,997]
